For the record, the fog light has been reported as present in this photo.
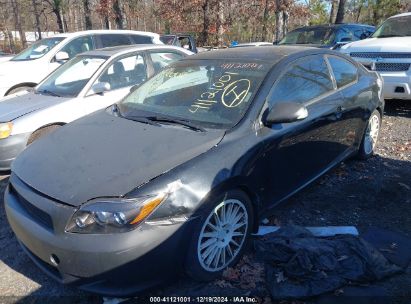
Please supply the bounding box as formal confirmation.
[50,254,60,266]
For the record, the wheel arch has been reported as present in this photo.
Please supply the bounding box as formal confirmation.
[200,177,262,233]
[5,82,38,96]
[27,122,66,145]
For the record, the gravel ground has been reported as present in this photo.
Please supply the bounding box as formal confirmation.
[0,100,410,304]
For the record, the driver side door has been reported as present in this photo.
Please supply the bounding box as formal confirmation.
[257,55,346,206]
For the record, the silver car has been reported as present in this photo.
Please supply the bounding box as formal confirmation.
[0,45,192,170]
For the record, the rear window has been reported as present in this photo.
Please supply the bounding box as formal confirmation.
[131,35,153,44]
[328,56,358,88]
[100,34,132,47]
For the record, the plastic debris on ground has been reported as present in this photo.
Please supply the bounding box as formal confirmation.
[254,225,403,300]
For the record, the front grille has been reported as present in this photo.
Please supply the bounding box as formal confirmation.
[350,52,411,59]
[375,63,411,72]
[10,183,54,231]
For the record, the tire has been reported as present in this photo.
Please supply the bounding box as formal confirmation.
[7,86,32,95]
[27,125,61,145]
[185,190,254,281]
[358,109,381,159]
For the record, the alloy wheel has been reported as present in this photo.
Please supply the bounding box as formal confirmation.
[197,199,248,272]
[364,113,380,155]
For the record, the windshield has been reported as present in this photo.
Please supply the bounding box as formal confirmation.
[372,16,411,38]
[12,37,65,61]
[118,60,270,129]
[279,28,336,45]
[160,36,175,45]
[37,56,107,97]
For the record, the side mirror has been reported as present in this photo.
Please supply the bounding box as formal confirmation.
[264,102,308,125]
[54,51,69,62]
[90,82,111,95]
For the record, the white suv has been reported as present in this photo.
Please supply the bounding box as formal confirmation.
[341,12,411,100]
[0,30,163,97]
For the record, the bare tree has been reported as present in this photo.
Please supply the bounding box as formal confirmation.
[46,0,65,32]
[11,0,27,48]
[83,0,92,29]
[217,0,224,46]
[113,0,126,29]
[275,0,284,42]
[262,0,270,41]
[32,0,42,39]
[335,0,346,23]
[329,0,338,23]
[200,0,211,45]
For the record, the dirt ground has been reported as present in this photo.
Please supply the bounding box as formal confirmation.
[0,100,410,304]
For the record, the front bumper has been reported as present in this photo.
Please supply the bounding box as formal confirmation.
[5,174,194,296]
[379,71,411,100]
[0,133,30,171]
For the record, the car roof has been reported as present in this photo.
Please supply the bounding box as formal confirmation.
[185,45,324,63]
[292,23,375,31]
[79,44,190,57]
[51,30,160,39]
[389,12,411,19]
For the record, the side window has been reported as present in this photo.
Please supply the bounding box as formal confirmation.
[328,56,358,88]
[336,28,354,42]
[95,54,147,91]
[100,34,132,48]
[270,56,334,105]
[149,51,184,73]
[353,29,365,40]
[130,35,153,44]
[60,36,94,59]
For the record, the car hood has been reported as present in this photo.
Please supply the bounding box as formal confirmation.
[12,110,225,206]
[341,37,411,52]
[278,43,331,48]
[0,92,69,122]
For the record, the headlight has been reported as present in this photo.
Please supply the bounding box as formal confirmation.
[0,122,12,139]
[66,194,167,234]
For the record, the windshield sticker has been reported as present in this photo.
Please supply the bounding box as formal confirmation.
[221,62,264,70]
[221,79,250,108]
[189,72,251,113]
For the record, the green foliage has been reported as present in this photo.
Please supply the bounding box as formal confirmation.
[309,0,329,25]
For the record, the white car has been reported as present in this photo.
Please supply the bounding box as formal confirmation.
[341,12,411,100]
[0,30,164,97]
[0,44,192,170]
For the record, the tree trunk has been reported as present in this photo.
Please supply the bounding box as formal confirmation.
[200,0,210,46]
[335,0,346,23]
[217,0,224,47]
[355,0,363,23]
[32,0,42,40]
[52,7,64,32]
[113,0,126,29]
[11,0,27,48]
[275,0,284,42]
[262,0,269,41]
[329,0,338,23]
[373,0,381,25]
[283,10,289,37]
[83,0,92,30]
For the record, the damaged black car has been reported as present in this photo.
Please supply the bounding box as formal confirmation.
[5,46,384,296]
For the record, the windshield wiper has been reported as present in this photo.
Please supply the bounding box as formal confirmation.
[36,89,61,97]
[146,116,205,132]
[125,115,161,126]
